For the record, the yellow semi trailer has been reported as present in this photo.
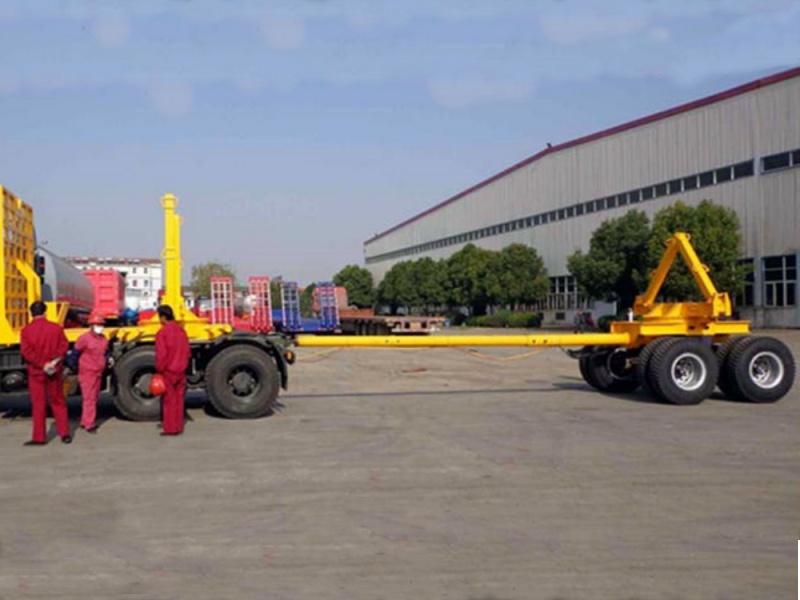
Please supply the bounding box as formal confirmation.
[294,233,796,406]
[0,185,794,418]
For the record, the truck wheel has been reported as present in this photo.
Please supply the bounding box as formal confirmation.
[581,348,639,393]
[714,336,751,398]
[205,345,280,419]
[725,336,795,403]
[114,346,161,421]
[649,338,718,405]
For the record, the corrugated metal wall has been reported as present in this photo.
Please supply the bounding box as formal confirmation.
[364,74,800,327]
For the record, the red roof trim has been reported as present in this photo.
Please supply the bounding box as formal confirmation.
[365,66,800,245]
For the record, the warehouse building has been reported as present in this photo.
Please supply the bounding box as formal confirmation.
[364,67,800,328]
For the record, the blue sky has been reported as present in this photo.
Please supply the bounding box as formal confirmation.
[1,0,798,285]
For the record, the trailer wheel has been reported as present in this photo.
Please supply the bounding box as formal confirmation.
[649,338,718,405]
[725,336,795,403]
[581,348,639,393]
[714,336,751,398]
[113,346,161,421]
[205,345,280,419]
[634,337,675,397]
[578,346,595,387]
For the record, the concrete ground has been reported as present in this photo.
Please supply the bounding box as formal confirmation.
[0,330,797,600]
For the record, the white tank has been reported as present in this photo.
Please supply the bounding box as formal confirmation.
[37,247,95,314]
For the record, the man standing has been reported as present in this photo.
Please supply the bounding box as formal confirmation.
[75,313,111,434]
[154,305,191,436]
[20,301,71,445]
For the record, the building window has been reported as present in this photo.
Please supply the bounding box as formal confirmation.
[642,186,654,200]
[762,148,800,173]
[629,190,641,204]
[733,160,754,179]
[525,217,533,227]
[683,175,698,190]
[533,215,541,225]
[143,267,149,274]
[763,255,796,307]
[715,166,732,183]
[131,280,138,288]
[557,209,566,220]
[585,201,595,214]
[607,195,619,209]
[566,205,575,218]
[668,179,682,194]
[654,183,668,197]
[575,203,584,216]
[698,171,714,187]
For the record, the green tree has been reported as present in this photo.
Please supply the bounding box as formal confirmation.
[333,265,374,308]
[567,210,651,310]
[648,200,747,301]
[270,279,283,309]
[190,262,237,299]
[377,261,417,314]
[445,244,502,316]
[407,258,447,313]
[300,283,316,317]
[496,243,549,309]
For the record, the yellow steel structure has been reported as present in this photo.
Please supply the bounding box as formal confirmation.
[112,193,232,344]
[295,232,750,349]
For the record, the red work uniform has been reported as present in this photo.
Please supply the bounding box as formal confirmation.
[20,316,70,443]
[155,320,191,435]
[75,330,109,430]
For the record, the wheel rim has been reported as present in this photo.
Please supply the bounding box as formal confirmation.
[748,351,784,389]
[227,366,261,401]
[670,352,707,391]
[134,371,156,398]
[606,348,631,380]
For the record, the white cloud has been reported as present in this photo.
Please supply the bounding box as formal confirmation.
[260,19,306,52]
[648,27,671,43]
[428,79,534,109]
[148,83,194,118]
[91,16,131,47]
[540,14,648,45]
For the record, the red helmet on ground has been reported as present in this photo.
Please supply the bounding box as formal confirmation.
[149,374,166,396]
[88,313,104,325]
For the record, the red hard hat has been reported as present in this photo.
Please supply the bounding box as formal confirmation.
[149,373,166,396]
[88,313,104,325]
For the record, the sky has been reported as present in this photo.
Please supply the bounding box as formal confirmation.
[1,0,798,285]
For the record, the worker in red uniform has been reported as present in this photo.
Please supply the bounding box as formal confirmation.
[20,301,72,445]
[155,304,191,436]
[75,312,112,434]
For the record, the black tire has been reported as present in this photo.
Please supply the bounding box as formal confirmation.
[113,346,161,421]
[578,346,596,388]
[635,337,675,398]
[582,348,640,393]
[205,345,280,419]
[725,336,795,403]
[649,338,718,405]
[714,336,751,398]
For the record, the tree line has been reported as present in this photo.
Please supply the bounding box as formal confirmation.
[189,200,748,321]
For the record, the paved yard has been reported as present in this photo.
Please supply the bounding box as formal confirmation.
[0,330,797,600]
